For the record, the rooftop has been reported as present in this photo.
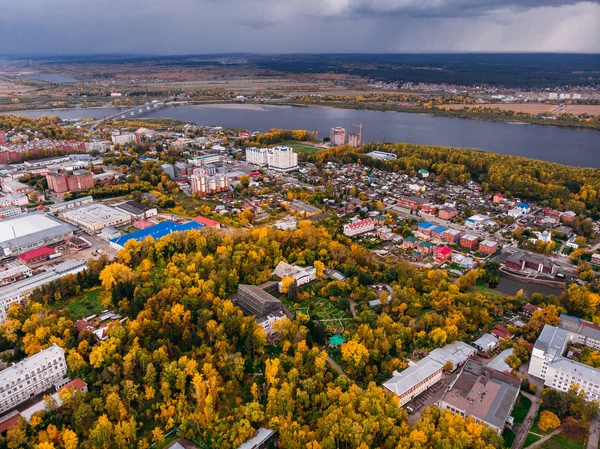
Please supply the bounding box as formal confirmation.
[62,204,130,226]
[534,325,568,357]
[111,221,203,248]
[442,360,520,430]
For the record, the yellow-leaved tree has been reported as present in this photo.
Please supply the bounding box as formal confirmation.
[538,410,561,432]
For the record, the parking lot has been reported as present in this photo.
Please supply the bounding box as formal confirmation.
[406,372,458,425]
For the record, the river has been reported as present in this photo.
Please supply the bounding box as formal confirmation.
[8,103,600,167]
[493,275,564,297]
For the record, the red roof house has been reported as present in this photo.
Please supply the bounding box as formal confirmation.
[193,216,222,228]
[18,246,55,263]
[434,246,452,263]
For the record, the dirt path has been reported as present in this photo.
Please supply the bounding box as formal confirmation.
[326,355,348,379]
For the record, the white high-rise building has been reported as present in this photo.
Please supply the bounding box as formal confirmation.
[267,146,298,172]
[0,344,67,414]
[245,147,269,166]
[245,146,299,172]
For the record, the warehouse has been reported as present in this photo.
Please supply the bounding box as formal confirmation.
[0,213,74,259]
[110,221,203,249]
[60,203,131,233]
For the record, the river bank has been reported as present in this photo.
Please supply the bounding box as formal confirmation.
[7,103,600,167]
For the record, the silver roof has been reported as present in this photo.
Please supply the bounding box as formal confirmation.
[534,325,568,357]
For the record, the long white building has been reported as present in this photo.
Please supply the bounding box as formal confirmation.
[529,324,600,401]
[245,147,299,172]
[0,344,67,414]
[0,259,87,323]
[245,147,269,166]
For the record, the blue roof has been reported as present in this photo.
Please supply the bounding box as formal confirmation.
[417,221,435,229]
[431,226,447,234]
[111,221,203,248]
[519,202,531,208]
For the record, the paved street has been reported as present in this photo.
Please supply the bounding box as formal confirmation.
[588,416,600,449]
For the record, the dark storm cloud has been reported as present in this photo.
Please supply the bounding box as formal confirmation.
[0,0,598,54]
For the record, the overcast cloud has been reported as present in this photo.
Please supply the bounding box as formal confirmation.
[0,0,598,54]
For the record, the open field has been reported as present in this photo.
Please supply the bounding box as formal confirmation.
[441,103,557,113]
[0,79,36,96]
[50,287,104,319]
[563,105,600,116]
[276,140,326,154]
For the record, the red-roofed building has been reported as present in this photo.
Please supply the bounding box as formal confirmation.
[60,378,88,394]
[18,246,55,263]
[343,218,375,237]
[491,325,514,340]
[522,303,541,318]
[493,194,503,204]
[434,246,452,263]
[193,216,222,228]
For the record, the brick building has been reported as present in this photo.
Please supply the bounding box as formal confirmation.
[460,234,479,250]
[478,240,499,255]
[46,170,94,194]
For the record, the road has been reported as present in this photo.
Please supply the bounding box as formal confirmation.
[326,355,348,379]
[588,416,600,449]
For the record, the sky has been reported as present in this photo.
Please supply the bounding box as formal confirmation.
[1,0,599,55]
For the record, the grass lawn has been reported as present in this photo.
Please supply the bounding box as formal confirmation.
[523,433,542,447]
[276,140,324,154]
[470,281,506,298]
[503,428,516,448]
[51,287,104,319]
[538,433,585,449]
[512,394,533,424]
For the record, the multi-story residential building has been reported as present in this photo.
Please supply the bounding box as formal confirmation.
[343,218,375,237]
[267,146,298,172]
[348,132,361,148]
[0,344,67,414]
[330,127,346,146]
[46,170,94,194]
[439,360,520,435]
[111,133,139,146]
[245,147,269,166]
[460,234,479,250]
[438,207,458,221]
[529,324,600,401]
[479,240,499,255]
[0,131,6,145]
[190,169,228,196]
[442,229,462,244]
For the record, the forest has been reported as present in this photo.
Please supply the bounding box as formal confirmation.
[2,220,582,448]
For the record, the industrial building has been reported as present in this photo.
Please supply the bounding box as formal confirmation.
[60,203,131,233]
[109,221,203,250]
[0,344,67,414]
[113,200,157,220]
[439,360,520,435]
[365,151,397,161]
[0,206,23,219]
[47,196,94,214]
[0,213,74,259]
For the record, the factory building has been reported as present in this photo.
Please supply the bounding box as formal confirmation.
[59,204,131,233]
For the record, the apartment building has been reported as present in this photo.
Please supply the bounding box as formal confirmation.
[330,127,346,146]
[46,170,94,194]
[0,345,67,414]
[343,218,375,237]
